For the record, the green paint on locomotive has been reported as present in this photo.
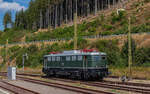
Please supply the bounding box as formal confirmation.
[44,54,107,69]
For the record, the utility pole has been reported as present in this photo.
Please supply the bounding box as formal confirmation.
[74,0,77,50]
[22,53,28,72]
[128,17,132,80]
[5,39,8,66]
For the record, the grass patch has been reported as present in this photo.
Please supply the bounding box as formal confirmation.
[110,66,150,80]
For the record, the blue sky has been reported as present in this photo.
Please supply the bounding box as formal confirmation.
[0,0,30,30]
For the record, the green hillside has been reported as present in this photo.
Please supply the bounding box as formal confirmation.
[0,0,150,78]
[0,0,150,45]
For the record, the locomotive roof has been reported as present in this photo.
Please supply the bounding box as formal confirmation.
[44,50,106,57]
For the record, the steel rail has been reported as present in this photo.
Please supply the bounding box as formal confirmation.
[0,80,39,94]
[49,78,150,94]
[102,80,150,88]
[17,76,114,94]
[84,81,150,94]
[0,72,149,87]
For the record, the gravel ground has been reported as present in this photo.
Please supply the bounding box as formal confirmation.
[21,76,131,94]
[129,79,150,84]
[6,80,80,94]
[104,77,150,84]
[0,88,11,94]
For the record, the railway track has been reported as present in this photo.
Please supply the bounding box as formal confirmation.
[107,75,148,80]
[17,76,114,94]
[1,72,150,93]
[0,80,39,94]
[0,73,113,94]
[16,72,150,94]
[49,78,150,94]
[16,72,148,80]
[0,71,148,80]
[102,80,150,88]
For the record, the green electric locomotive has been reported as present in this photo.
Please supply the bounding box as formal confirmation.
[42,49,108,80]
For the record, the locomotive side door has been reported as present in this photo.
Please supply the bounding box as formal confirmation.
[61,56,65,69]
[83,55,88,71]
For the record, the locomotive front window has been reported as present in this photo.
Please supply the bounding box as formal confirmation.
[48,57,51,61]
[92,55,100,61]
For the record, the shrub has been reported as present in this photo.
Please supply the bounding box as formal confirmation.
[132,24,150,33]
[113,25,128,35]
[88,27,96,32]
[135,47,150,66]
[27,45,38,53]
[9,46,21,53]
[111,11,127,24]
[111,12,119,24]
[101,31,113,35]
[144,0,150,3]
[120,19,128,26]
[102,24,113,30]
[118,11,127,20]
[121,39,137,66]
[131,15,137,24]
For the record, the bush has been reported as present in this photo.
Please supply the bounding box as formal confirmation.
[135,47,150,66]
[113,25,128,35]
[132,24,150,33]
[118,11,127,20]
[102,24,113,30]
[101,31,113,35]
[9,46,21,53]
[88,27,96,32]
[121,39,137,66]
[144,0,150,3]
[111,12,119,24]
[131,15,137,24]
[27,45,38,53]
[120,19,128,26]
[111,11,127,24]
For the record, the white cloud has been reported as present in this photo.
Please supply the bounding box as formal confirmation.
[0,0,26,11]
[0,0,3,3]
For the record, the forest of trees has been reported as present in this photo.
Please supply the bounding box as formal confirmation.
[14,0,121,30]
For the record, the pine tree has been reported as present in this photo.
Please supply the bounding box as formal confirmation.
[3,11,12,29]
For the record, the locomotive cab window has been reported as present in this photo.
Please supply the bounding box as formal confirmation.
[56,56,60,61]
[66,56,71,61]
[78,56,82,61]
[72,56,76,61]
[52,56,55,61]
